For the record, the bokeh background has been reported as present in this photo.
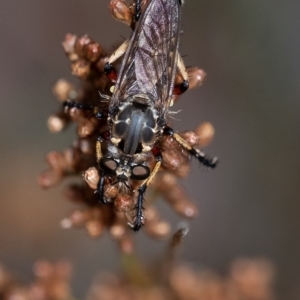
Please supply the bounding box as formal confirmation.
[1,0,300,298]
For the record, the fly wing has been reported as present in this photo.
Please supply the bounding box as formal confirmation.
[110,0,181,111]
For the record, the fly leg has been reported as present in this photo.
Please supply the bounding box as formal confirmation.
[96,170,107,203]
[133,185,146,232]
[163,126,218,168]
[63,100,94,111]
[95,137,107,203]
[134,0,142,22]
[104,39,130,81]
[63,100,108,120]
[131,149,162,231]
[173,54,189,95]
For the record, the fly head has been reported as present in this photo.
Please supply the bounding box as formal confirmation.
[99,144,151,196]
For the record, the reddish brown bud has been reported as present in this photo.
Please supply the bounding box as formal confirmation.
[75,35,93,56]
[47,113,68,133]
[83,42,102,62]
[230,258,275,300]
[144,207,171,238]
[71,60,91,79]
[104,185,119,201]
[69,210,89,226]
[187,67,207,89]
[62,148,81,171]
[117,235,134,254]
[173,163,190,178]
[73,138,94,155]
[62,34,76,52]
[84,167,99,190]
[145,220,171,238]
[173,200,198,219]
[110,224,126,239]
[62,33,78,61]
[161,149,182,170]
[77,118,97,137]
[38,170,62,189]
[160,135,177,151]
[86,220,104,238]
[114,193,134,212]
[156,173,198,218]
[195,122,215,147]
[52,79,76,102]
[109,0,132,26]
[67,107,86,122]
[46,151,66,173]
[33,261,53,278]
[180,131,200,147]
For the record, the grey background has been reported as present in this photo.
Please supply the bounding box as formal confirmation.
[1,0,300,298]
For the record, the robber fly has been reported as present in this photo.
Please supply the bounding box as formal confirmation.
[64,0,217,231]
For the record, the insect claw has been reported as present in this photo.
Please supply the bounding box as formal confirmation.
[132,215,144,232]
[94,190,107,204]
[211,157,219,167]
[198,154,218,168]
[133,223,142,232]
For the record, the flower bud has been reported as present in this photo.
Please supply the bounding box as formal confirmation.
[86,220,104,238]
[195,122,215,147]
[47,113,69,133]
[83,42,102,62]
[179,131,200,147]
[71,60,91,79]
[84,167,99,190]
[75,35,93,56]
[187,67,206,89]
[52,79,76,102]
[38,170,62,189]
[114,193,134,212]
[62,34,77,56]
[104,185,119,201]
[109,0,132,26]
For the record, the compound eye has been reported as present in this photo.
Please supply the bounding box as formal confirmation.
[131,165,150,180]
[100,158,118,176]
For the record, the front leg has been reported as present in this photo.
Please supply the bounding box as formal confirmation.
[95,170,107,203]
[132,184,147,231]
[134,0,142,22]
[131,149,162,231]
[95,137,107,203]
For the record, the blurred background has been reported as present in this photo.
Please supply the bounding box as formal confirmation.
[0,0,300,298]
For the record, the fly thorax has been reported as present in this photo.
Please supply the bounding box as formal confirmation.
[111,101,160,155]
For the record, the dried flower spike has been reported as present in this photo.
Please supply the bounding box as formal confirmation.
[40,0,217,241]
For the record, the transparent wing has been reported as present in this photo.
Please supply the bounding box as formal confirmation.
[110,0,181,110]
